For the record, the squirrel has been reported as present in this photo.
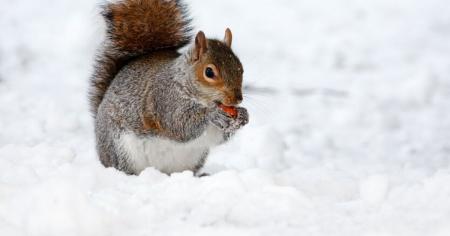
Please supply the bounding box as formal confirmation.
[89,0,249,175]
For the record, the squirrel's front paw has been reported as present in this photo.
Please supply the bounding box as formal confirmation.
[209,108,234,130]
[228,107,249,131]
[209,107,249,132]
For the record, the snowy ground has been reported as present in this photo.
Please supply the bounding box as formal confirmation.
[1,0,450,235]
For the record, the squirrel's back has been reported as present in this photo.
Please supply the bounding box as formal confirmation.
[89,0,192,116]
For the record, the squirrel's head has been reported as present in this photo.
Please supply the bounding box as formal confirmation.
[190,28,244,108]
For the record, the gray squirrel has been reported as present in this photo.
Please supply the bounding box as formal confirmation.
[89,0,248,175]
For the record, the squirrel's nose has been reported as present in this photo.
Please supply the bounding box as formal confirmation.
[235,90,243,104]
[236,93,243,104]
[236,94,243,103]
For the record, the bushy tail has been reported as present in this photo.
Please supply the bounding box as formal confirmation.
[89,0,192,116]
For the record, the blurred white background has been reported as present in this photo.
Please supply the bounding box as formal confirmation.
[1,0,450,235]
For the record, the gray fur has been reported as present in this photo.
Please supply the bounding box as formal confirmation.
[95,49,248,175]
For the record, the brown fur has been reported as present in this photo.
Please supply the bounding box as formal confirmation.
[193,38,243,106]
[90,0,192,116]
[141,113,162,133]
[105,0,192,52]
[224,28,232,48]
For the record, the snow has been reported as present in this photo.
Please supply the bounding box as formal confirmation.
[1,0,450,235]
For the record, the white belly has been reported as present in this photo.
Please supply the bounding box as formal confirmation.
[118,125,224,174]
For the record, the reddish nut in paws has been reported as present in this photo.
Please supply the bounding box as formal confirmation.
[218,104,238,118]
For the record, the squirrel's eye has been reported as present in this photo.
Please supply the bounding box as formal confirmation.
[205,67,215,78]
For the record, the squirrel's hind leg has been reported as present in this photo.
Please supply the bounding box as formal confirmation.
[193,150,209,177]
[95,117,137,175]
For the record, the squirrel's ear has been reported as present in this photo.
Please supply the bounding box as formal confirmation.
[224,28,232,48]
[194,31,208,61]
